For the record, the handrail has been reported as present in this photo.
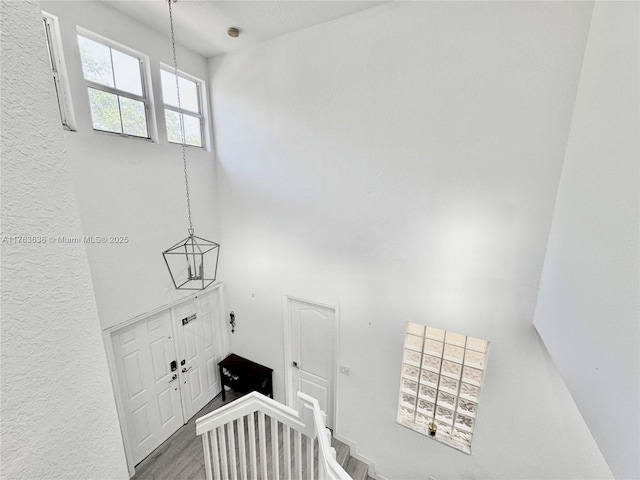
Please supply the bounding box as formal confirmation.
[196,391,307,435]
[195,390,352,480]
[297,392,353,480]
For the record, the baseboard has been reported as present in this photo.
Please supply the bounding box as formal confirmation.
[333,433,389,480]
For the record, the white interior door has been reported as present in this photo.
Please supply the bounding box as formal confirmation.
[172,292,224,421]
[111,310,183,466]
[287,298,336,428]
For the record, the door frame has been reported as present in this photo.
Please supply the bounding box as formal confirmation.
[283,294,340,432]
[103,282,228,478]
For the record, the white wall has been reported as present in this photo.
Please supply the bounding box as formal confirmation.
[209,2,615,478]
[533,3,639,479]
[42,0,221,330]
[0,1,128,478]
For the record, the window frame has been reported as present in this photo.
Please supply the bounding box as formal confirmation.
[160,65,206,148]
[43,12,75,131]
[76,28,152,140]
[397,322,489,454]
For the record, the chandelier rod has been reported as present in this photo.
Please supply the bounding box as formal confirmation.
[167,0,193,233]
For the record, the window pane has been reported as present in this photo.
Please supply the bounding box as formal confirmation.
[436,406,454,422]
[401,378,418,394]
[404,348,421,366]
[418,385,436,401]
[402,364,420,381]
[424,339,443,356]
[166,110,201,146]
[466,336,488,353]
[120,97,147,138]
[459,382,480,401]
[439,376,459,394]
[165,108,182,144]
[454,413,474,431]
[88,88,121,133]
[179,76,199,113]
[161,70,179,107]
[464,350,486,369]
[43,21,54,69]
[112,49,142,96]
[457,399,477,417]
[444,344,464,363]
[462,366,483,385]
[436,391,456,409]
[445,331,466,347]
[420,369,439,387]
[426,326,445,341]
[422,354,441,372]
[406,322,425,337]
[183,113,202,147]
[78,36,114,87]
[400,393,417,410]
[453,428,472,445]
[398,406,415,423]
[161,69,199,113]
[442,360,462,379]
[405,334,423,351]
[417,400,434,416]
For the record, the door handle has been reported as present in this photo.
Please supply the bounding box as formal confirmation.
[292,361,300,369]
[169,373,178,383]
[181,366,192,373]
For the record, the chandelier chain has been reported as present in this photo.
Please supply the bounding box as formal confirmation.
[168,0,193,232]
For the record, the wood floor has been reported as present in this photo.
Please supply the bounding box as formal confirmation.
[131,390,242,480]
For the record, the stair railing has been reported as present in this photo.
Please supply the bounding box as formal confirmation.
[196,391,352,480]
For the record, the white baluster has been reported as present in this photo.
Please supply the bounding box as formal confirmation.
[258,412,268,479]
[307,436,314,480]
[284,424,292,480]
[219,426,229,480]
[211,430,221,480]
[295,430,303,480]
[238,416,247,480]
[271,417,280,480]
[248,413,258,480]
[202,431,213,480]
[227,422,238,480]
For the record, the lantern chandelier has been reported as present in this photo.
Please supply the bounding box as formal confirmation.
[162,0,220,290]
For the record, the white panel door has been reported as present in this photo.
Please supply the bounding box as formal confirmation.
[289,299,336,428]
[173,291,224,421]
[112,310,183,466]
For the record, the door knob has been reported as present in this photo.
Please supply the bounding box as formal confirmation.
[292,361,300,369]
[169,373,178,383]
[182,366,192,373]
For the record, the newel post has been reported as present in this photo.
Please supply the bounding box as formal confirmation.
[298,396,316,438]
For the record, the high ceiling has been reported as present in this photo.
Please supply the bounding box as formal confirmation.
[107,1,387,58]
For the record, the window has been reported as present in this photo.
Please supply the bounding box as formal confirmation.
[161,68,204,147]
[77,31,150,138]
[398,323,489,454]
[43,12,74,130]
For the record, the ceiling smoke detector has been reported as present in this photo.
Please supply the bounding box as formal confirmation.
[227,27,240,38]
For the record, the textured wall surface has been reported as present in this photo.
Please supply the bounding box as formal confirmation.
[209,2,614,478]
[0,1,129,478]
[534,3,640,479]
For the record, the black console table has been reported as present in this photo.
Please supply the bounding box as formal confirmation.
[219,354,273,401]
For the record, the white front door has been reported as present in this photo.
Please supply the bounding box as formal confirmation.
[172,293,224,421]
[112,310,183,465]
[110,286,227,471]
[286,298,336,429]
